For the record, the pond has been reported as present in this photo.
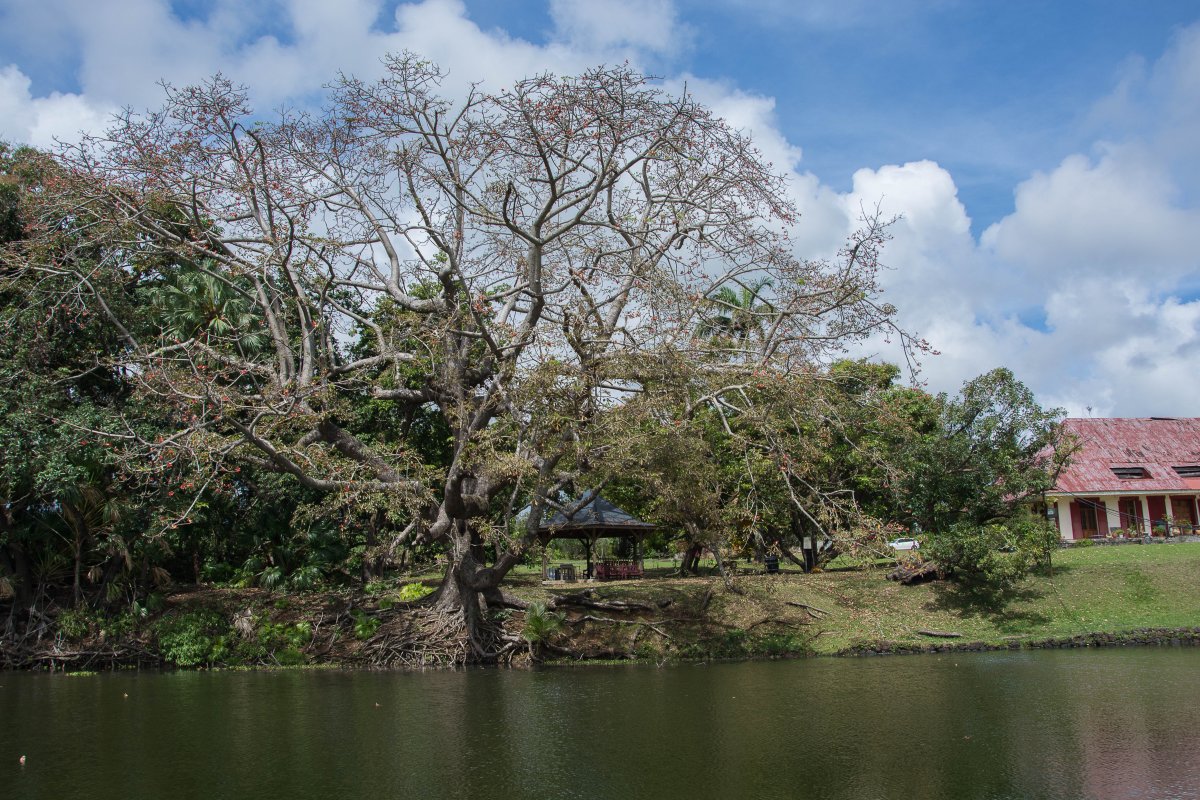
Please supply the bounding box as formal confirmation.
[3,648,1199,799]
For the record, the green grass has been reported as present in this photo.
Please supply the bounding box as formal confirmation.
[795,543,1200,653]
[510,542,1200,658]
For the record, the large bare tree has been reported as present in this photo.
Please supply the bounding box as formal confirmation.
[11,57,904,661]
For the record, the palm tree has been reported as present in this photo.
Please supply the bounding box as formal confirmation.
[697,278,775,341]
[150,263,266,355]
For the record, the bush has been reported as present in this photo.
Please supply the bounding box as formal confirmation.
[155,610,229,667]
[56,608,93,640]
[234,617,313,664]
[397,582,435,602]
[520,602,565,647]
[924,515,1059,600]
[351,609,380,640]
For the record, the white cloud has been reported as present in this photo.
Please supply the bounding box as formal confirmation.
[0,65,113,147]
[0,0,691,115]
[549,0,685,55]
[980,145,1200,284]
[2,1,1198,417]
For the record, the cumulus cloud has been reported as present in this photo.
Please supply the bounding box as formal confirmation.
[980,145,1200,284]
[0,65,113,147]
[0,0,692,129]
[549,0,686,56]
[1,1,1197,416]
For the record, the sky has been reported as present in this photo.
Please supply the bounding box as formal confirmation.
[1,0,1199,418]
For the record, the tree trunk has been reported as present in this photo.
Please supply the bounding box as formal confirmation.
[427,517,522,663]
[680,522,705,576]
[73,533,83,606]
[362,511,379,585]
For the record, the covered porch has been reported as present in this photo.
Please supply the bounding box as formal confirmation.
[1050,492,1200,539]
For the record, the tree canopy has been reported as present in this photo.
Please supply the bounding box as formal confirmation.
[4,59,919,661]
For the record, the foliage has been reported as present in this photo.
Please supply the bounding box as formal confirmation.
[154,610,230,667]
[886,368,1066,533]
[924,515,1060,600]
[56,608,94,640]
[351,609,381,640]
[520,602,565,646]
[3,59,909,661]
[397,582,435,602]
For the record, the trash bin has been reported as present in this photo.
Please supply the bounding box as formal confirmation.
[764,555,780,574]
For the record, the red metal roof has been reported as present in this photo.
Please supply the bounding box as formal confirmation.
[1052,418,1200,495]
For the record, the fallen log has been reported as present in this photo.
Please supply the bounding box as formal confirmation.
[917,629,962,638]
[551,590,655,613]
[887,562,942,585]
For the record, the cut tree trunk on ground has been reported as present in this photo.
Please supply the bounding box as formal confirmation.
[887,562,942,585]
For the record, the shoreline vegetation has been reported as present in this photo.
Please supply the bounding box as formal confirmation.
[8,542,1200,673]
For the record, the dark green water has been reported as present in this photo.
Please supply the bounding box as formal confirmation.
[3,648,1200,799]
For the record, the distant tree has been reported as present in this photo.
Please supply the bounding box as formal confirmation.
[889,367,1067,534]
[697,278,775,341]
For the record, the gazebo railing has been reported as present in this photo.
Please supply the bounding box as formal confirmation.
[593,558,644,580]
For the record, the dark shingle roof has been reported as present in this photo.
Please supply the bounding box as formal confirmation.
[538,495,655,534]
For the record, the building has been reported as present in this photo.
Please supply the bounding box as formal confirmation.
[1047,417,1200,540]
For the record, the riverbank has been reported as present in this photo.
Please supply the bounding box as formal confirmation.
[522,540,1200,661]
[6,542,1200,670]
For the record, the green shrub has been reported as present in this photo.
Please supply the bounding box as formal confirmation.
[397,582,435,602]
[155,610,228,667]
[352,609,381,640]
[56,608,93,640]
[235,618,312,664]
[288,565,323,591]
[924,516,1059,600]
[520,602,565,647]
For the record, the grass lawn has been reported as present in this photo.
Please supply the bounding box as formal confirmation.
[509,542,1200,657]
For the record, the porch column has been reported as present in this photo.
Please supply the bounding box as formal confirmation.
[1102,496,1121,533]
[1140,496,1152,535]
[1056,498,1075,540]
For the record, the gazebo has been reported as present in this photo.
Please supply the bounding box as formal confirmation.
[535,495,656,580]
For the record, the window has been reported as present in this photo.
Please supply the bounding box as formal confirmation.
[1172,466,1200,478]
[1111,467,1148,479]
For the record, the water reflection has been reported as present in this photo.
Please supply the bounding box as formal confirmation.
[3,649,1199,799]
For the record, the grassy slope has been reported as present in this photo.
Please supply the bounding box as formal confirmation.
[511,543,1200,657]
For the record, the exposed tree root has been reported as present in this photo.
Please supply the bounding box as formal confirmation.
[550,590,658,613]
[359,605,521,667]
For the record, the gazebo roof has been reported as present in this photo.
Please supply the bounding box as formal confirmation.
[537,495,656,538]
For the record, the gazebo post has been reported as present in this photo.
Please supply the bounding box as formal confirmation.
[633,536,640,571]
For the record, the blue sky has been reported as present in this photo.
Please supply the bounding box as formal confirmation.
[1,0,1198,416]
